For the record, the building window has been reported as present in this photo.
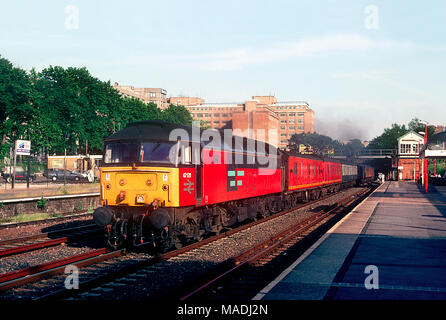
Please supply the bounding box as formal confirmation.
[205,113,211,117]
[280,126,285,130]
[289,113,295,117]
[289,119,295,124]
[298,119,304,124]
[280,113,286,117]
[412,144,421,154]
[400,144,412,154]
[214,113,220,117]
[289,126,295,130]
[150,92,156,98]
[281,133,287,137]
[197,114,203,118]
[298,125,304,130]
[280,120,287,124]
[298,112,304,116]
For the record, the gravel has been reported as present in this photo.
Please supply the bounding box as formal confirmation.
[0,187,366,300]
[0,214,94,241]
[71,187,366,300]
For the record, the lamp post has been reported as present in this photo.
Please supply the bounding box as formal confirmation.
[419,121,428,193]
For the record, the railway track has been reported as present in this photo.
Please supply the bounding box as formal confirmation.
[176,186,375,301]
[0,212,92,230]
[0,185,374,300]
[0,248,113,291]
[0,224,101,258]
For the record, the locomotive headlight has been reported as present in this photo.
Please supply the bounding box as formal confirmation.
[136,194,145,204]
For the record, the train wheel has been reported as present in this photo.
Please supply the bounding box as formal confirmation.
[183,216,202,243]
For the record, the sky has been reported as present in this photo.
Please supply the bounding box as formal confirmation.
[1,0,445,141]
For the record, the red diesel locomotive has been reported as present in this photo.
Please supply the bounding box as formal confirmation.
[93,120,374,250]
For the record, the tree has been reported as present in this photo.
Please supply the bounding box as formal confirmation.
[0,55,197,158]
[161,104,193,126]
[367,118,436,151]
[344,139,365,156]
[289,132,337,155]
[408,118,436,140]
[367,123,408,150]
[0,56,34,158]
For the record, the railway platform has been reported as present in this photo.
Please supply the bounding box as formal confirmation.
[254,181,446,300]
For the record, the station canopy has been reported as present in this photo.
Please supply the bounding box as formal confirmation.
[421,131,446,158]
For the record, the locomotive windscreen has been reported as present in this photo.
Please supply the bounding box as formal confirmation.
[104,141,178,165]
[104,142,139,164]
[140,142,176,164]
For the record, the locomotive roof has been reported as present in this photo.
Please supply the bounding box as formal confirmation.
[105,120,194,142]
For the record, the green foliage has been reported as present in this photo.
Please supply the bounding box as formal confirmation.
[408,118,436,139]
[0,56,195,158]
[0,56,34,158]
[161,104,193,126]
[289,132,339,155]
[368,118,435,150]
[74,202,83,213]
[428,160,445,177]
[37,196,48,210]
[343,139,365,156]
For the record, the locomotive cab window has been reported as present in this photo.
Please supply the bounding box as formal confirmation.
[140,142,176,164]
[104,142,139,164]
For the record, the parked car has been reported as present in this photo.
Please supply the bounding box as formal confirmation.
[1,166,36,183]
[43,169,87,182]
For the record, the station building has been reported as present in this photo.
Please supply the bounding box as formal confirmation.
[397,131,424,181]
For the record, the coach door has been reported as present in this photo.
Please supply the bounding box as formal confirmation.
[193,142,202,206]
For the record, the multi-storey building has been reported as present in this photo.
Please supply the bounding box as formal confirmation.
[183,96,314,149]
[113,82,168,109]
[168,96,205,106]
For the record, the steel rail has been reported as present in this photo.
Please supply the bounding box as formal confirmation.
[0,248,122,291]
[0,224,99,247]
[0,225,101,258]
[5,187,368,300]
[179,187,371,300]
